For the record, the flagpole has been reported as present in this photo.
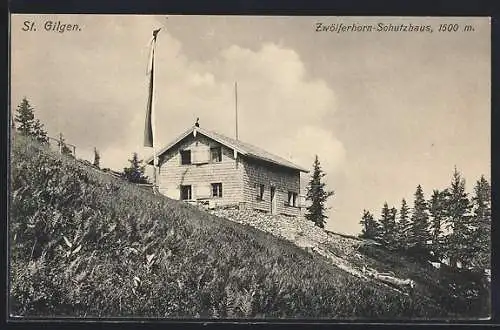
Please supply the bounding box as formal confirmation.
[152,41,158,194]
[145,28,161,195]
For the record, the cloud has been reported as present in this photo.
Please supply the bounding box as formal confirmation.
[279,126,346,175]
[272,125,346,221]
[133,38,342,175]
[11,15,345,203]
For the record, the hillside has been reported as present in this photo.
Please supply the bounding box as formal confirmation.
[9,134,488,319]
[210,208,490,318]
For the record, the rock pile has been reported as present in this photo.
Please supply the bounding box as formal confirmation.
[210,208,328,246]
[209,207,365,278]
[208,207,417,293]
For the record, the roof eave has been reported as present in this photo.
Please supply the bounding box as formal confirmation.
[144,126,310,173]
[244,153,309,173]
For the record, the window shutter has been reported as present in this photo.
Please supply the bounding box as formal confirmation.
[193,147,201,164]
[196,183,211,199]
[192,145,210,164]
[191,148,198,164]
[191,184,196,199]
[200,146,210,163]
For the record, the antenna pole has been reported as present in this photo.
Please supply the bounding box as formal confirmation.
[235,81,238,140]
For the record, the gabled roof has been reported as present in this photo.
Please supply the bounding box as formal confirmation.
[146,126,309,173]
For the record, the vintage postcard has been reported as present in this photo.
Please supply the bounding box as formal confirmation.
[9,15,491,320]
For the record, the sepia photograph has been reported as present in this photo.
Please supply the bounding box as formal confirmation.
[9,14,491,320]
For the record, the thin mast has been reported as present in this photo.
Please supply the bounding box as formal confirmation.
[235,81,238,140]
[151,28,161,194]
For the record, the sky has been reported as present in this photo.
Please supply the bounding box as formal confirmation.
[10,15,490,235]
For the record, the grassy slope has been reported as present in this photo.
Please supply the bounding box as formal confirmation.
[9,134,465,319]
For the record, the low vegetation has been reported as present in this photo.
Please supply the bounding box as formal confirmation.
[9,134,487,319]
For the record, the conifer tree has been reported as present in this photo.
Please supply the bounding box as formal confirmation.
[123,152,149,184]
[445,167,473,268]
[379,203,397,247]
[93,147,101,168]
[14,97,48,143]
[58,133,73,157]
[470,175,491,270]
[359,209,380,240]
[409,185,431,255]
[32,119,48,144]
[305,155,334,228]
[14,97,35,136]
[390,206,397,244]
[395,198,411,250]
[428,189,449,260]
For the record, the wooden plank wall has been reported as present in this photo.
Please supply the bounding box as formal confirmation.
[157,134,244,206]
[242,159,301,216]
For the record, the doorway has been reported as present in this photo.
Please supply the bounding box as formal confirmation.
[270,186,276,214]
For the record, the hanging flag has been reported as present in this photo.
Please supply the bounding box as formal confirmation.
[144,28,161,147]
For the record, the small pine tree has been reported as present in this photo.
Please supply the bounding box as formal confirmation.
[58,133,73,156]
[445,167,473,268]
[93,147,101,168]
[470,175,491,270]
[390,206,397,246]
[32,119,48,144]
[395,198,411,250]
[305,155,334,229]
[14,97,35,136]
[359,209,380,240]
[14,97,49,144]
[123,152,149,184]
[409,185,431,255]
[379,203,397,247]
[428,189,449,260]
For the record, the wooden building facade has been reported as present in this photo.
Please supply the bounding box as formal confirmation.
[146,126,308,216]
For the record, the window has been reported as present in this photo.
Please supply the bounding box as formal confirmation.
[180,150,191,165]
[212,183,223,197]
[288,191,298,207]
[210,147,222,162]
[180,185,192,200]
[258,184,265,200]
